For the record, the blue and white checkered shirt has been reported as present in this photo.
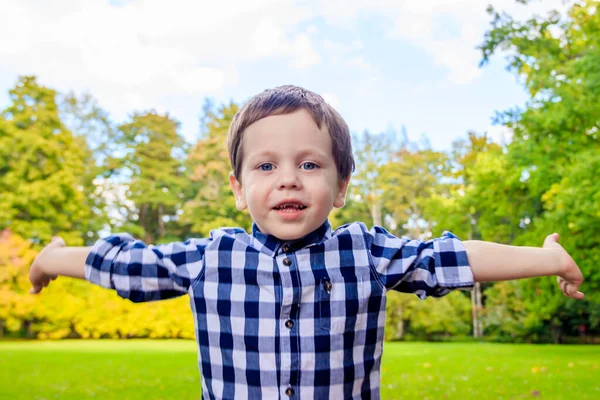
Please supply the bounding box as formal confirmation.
[85,220,473,399]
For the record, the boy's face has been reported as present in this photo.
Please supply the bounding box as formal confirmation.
[229,109,349,241]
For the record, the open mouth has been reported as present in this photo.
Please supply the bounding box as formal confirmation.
[273,202,307,211]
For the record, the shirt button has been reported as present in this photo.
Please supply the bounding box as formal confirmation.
[283,258,292,266]
[285,319,294,329]
[285,387,295,397]
[324,281,332,292]
[283,245,291,253]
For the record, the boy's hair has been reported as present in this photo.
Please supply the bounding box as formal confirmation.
[227,85,355,182]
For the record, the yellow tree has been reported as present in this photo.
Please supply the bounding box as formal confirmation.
[0,229,38,337]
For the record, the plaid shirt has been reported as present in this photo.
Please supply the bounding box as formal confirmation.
[85,220,473,399]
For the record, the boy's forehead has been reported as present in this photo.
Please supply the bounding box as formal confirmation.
[241,122,332,163]
[243,111,329,147]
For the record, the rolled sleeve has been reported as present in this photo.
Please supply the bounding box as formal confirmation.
[365,225,474,299]
[85,234,208,302]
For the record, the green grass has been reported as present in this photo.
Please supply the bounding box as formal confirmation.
[1,340,599,399]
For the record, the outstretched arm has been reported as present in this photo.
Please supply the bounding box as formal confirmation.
[464,233,584,299]
[30,233,208,302]
[29,237,89,294]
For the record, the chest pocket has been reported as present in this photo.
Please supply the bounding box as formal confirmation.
[317,275,369,334]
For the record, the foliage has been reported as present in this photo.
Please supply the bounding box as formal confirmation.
[403,291,472,340]
[477,0,600,341]
[0,76,91,246]
[59,92,117,244]
[181,102,252,236]
[0,229,194,339]
[116,112,189,243]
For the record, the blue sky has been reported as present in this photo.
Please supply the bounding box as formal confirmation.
[0,0,565,150]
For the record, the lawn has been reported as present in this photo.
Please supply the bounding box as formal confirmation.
[1,340,598,399]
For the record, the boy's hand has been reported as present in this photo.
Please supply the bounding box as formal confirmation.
[543,233,585,299]
[29,237,64,294]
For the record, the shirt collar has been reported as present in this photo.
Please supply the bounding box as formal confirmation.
[251,219,332,255]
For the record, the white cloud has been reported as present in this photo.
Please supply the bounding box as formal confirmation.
[308,0,568,84]
[0,0,321,138]
[253,18,285,56]
[0,0,568,141]
[0,2,309,93]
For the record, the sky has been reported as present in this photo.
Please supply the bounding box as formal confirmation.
[0,0,567,150]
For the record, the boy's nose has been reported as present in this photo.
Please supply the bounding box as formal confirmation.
[277,168,302,189]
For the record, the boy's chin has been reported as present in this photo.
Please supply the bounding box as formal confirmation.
[263,225,310,241]
[270,230,305,241]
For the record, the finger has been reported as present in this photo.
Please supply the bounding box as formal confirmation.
[30,285,42,294]
[570,291,585,300]
[563,282,584,298]
[566,286,585,299]
[559,279,572,297]
[543,233,560,247]
[558,278,569,294]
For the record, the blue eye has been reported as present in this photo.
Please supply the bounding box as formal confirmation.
[259,163,274,171]
[301,162,318,170]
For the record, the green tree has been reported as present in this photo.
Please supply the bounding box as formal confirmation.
[59,92,116,244]
[382,144,450,239]
[117,112,189,243]
[405,291,472,341]
[181,102,252,236]
[480,0,600,225]
[479,0,600,341]
[342,130,401,229]
[0,76,91,245]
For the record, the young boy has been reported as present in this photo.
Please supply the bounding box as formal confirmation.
[30,85,584,399]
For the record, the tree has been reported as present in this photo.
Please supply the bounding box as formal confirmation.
[59,92,116,244]
[0,76,91,246]
[382,144,450,239]
[117,112,189,243]
[480,0,600,225]
[479,0,600,341]
[0,229,38,337]
[181,102,252,236]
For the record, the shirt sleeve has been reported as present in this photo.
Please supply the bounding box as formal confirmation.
[364,225,474,299]
[84,233,209,303]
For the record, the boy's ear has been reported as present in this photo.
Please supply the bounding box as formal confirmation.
[333,177,350,209]
[229,172,247,210]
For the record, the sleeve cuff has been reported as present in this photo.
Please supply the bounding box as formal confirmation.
[430,231,474,296]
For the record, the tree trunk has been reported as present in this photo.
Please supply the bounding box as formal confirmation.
[396,305,404,340]
[23,320,34,338]
[469,228,481,338]
[158,204,165,238]
[551,324,563,344]
[471,288,479,337]
[371,201,382,227]
[476,282,483,336]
